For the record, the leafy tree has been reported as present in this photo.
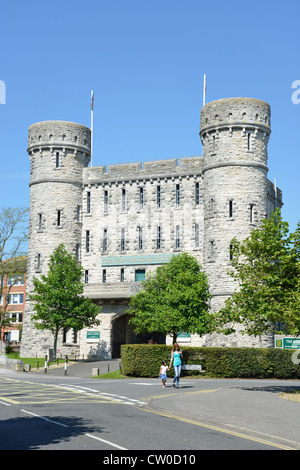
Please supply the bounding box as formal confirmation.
[129,252,213,344]
[0,207,28,351]
[29,244,100,357]
[215,209,300,337]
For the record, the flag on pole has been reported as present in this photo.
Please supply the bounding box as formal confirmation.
[90,90,94,167]
[91,90,94,111]
[203,74,206,106]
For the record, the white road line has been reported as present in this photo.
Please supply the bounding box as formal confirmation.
[20,409,128,450]
[0,400,11,406]
[85,433,128,450]
[20,409,69,428]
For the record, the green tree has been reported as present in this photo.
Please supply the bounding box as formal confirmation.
[29,244,100,357]
[129,253,212,344]
[215,209,300,337]
[0,207,28,352]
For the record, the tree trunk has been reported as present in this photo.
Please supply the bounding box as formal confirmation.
[53,329,59,360]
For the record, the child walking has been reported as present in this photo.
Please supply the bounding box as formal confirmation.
[159,360,168,388]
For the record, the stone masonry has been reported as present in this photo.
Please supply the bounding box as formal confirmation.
[20,98,282,359]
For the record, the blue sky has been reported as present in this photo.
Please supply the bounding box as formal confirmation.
[0,0,299,234]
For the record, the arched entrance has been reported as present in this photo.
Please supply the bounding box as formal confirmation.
[112,314,136,358]
[111,313,166,358]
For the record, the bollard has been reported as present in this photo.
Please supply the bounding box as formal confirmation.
[108,363,110,373]
[44,355,48,373]
[64,355,68,375]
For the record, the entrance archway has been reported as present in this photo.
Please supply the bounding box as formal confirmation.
[112,314,136,358]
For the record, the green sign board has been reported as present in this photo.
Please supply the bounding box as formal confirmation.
[101,254,174,267]
[283,338,300,349]
[275,336,300,349]
[87,331,100,343]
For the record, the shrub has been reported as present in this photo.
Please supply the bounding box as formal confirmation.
[120,344,300,379]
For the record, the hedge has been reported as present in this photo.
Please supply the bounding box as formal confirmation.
[120,344,300,379]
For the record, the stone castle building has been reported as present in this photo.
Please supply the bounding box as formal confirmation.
[20,97,282,359]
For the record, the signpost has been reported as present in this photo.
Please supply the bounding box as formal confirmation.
[275,336,300,349]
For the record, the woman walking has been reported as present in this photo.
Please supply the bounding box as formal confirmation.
[169,343,183,388]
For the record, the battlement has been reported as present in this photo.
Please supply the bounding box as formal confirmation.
[200,97,271,136]
[83,156,204,185]
[27,121,91,155]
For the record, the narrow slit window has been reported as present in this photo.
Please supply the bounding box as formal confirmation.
[57,210,61,226]
[104,190,108,213]
[157,226,161,249]
[247,133,251,151]
[103,229,108,252]
[87,191,91,214]
[86,230,90,253]
[121,228,125,251]
[229,200,233,218]
[56,152,60,168]
[157,185,161,208]
[176,225,180,248]
[195,182,200,205]
[122,188,126,211]
[176,184,180,207]
[139,187,144,209]
[249,204,254,223]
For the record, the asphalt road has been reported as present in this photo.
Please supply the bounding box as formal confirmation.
[1,362,300,454]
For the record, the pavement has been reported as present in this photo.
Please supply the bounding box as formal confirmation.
[2,359,300,450]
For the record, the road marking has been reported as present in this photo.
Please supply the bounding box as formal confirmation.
[85,433,128,450]
[0,400,10,406]
[20,409,128,449]
[21,409,69,428]
[143,407,295,450]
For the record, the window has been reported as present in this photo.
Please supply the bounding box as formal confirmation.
[121,228,125,251]
[76,244,80,261]
[195,182,200,205]
[122,188,126,211]
[87,192,91,214]
[86,231,90,253]
[176,184,180,206]
[138,226,143,250]
[7,275,24,286]
[77,205,81,222]
[7,312,22,323]
[247,133,251,151]
[249,204,254,223]
[56,152,60,168]
[84,270,89,283]
[229,200,233,218]
[176,225,180,248]
[139,187,144,209]
[157,185,161,208]
[135,269,145,282]
[209,240,214,259]
[102,269,107,283]
[229,244,233,261]
[120,268,125,282]
[8,293,24,304]
[38,213,43,230]
[156,226,161,249]
[37,253,41,271]
[104,190,108,213]
[103,229,108,252]
[57,210,61,226]
[195,224,200,247]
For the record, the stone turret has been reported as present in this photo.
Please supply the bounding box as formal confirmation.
[200,98,272,347]
[20,121,91,357]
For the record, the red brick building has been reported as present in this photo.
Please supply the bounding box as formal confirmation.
[0,261,27,345]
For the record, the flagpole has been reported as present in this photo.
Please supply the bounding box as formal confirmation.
[203,74,206,106]
[90,90,94,167]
